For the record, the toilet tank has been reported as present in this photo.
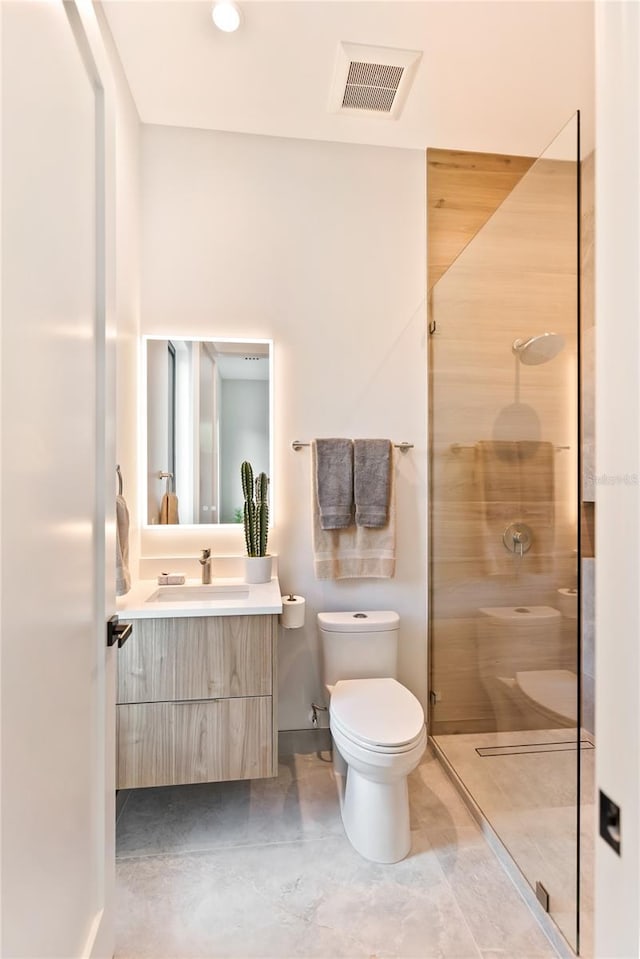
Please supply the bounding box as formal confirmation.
[318,611,400,687]
[476,605,565,677]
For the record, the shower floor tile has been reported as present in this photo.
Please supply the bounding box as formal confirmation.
[115,745,560,959]
[433,729,594,958]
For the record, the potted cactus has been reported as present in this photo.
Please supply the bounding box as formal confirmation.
[240,460,272,583]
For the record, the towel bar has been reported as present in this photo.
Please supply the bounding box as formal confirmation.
[159,470,174,492]
[449,443,570,454]
[291,440,413,454]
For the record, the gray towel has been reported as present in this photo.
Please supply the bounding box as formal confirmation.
[313,438,354,529]
[116,494,131,596]
[354,439,391,527]
[312,444,396,579]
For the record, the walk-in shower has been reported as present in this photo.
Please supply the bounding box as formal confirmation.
[428,113,592,956]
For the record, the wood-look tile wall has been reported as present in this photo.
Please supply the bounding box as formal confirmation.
[427,149,535,292]
[428,138,587,734]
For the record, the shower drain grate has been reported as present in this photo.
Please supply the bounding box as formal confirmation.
[476,739,594,758]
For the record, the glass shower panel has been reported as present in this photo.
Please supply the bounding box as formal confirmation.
[429,115,580,952]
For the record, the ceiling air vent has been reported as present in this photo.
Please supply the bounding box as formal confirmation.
[329,42,422,120]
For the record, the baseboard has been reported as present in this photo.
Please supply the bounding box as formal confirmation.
[431,717,510,736]
[278,727,331,756]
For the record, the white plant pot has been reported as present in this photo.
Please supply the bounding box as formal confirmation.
[244,555,272,584]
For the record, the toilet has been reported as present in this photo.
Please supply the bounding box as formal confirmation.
[318,610,426,864]
[476,605,575,730]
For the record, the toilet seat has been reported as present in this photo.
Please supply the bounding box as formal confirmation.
[330,678,424,750]
[331,714,424,755]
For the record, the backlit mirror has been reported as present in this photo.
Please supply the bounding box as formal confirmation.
[144,336,272,526]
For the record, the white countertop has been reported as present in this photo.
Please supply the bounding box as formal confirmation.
[117,576,283,619]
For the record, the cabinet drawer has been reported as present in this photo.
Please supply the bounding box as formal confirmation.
[117,615,274,704]
[117,697,273,789]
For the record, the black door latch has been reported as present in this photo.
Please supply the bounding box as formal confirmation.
[107,614,133,648]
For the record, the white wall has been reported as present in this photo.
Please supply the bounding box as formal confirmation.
[198,345,217,523]
[594,3,640,955]
[146,338,169,523]
[96,4,141,576]
[139,125,427,727]
[220,379,269,523]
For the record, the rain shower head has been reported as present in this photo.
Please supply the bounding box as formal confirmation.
[512,333,565,365]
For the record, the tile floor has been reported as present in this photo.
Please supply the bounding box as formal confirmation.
[434,730,594,958]
[116,744,560,959]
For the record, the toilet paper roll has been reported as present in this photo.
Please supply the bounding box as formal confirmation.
[556,587,578,619]
[280,595,305,629]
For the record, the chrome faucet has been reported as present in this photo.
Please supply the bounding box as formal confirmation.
[199,548,212,584]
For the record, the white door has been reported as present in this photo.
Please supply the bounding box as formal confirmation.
[1,3,115,957]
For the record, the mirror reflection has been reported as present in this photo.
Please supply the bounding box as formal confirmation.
[145,337,271,525]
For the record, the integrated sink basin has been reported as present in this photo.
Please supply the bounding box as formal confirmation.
[146,584,250,603]
[117,575,282,619]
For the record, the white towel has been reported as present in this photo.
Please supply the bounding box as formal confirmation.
[116,494,131,596]
[312,444,396,580]
[159,491,179,524]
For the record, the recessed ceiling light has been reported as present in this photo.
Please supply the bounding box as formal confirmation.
[212,1,241,33]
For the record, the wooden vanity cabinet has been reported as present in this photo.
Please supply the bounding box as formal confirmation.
[116,615,278,789]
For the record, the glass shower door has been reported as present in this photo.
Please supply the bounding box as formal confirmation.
[428,115,581,952]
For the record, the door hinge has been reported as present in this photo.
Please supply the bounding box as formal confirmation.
[429,690,439,707]
[535,881,550,912]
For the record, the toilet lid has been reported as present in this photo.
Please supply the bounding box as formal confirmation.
[330,678,424,748]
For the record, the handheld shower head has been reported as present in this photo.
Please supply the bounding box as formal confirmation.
[512,332,565,365]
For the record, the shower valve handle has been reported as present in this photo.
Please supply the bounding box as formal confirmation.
[503,522,533,557]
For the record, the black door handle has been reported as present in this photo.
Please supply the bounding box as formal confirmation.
[107,614,133,648]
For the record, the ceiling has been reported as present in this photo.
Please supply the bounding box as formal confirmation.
[102,1,594,157]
